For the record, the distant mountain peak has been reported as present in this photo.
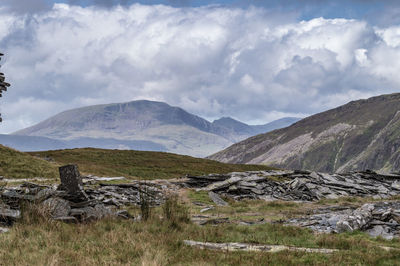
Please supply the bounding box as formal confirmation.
[10,99,299,157]
[213,116,240,122]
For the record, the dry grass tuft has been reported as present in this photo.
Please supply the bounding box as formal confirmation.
[162,194,191,229]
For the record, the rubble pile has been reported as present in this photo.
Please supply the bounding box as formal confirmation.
[285,202,400,240]
[0,165,170,228]
[185,170,400,201]
[86,182,167,207]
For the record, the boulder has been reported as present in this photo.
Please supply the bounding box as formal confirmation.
[42,197,71,218]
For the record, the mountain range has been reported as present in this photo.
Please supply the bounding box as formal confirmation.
[6,100,300,157]
[209,93,400,173]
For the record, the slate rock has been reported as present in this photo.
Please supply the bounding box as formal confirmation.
[336,203,374,233]
[42,197,71,218]
[367,225,394,240]
[58,164,88,202]
[70,204,113,222]
[204,176,242,191]
[0,208,21,225]
[208,191,228,206]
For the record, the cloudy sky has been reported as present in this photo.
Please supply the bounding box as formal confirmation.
[1,0,400,133]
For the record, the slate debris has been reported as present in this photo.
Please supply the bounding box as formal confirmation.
[0,164,171,231]
[185,170,400,201]
[285,201,400,240]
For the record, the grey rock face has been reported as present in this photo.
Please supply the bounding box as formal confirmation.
[208,94,400,173]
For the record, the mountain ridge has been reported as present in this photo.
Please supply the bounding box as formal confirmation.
[208,93,400,173]
[11,100,300,157]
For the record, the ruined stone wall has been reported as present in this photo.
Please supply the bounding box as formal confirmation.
[0,52,11,122]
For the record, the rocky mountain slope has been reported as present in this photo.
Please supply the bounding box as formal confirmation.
[209,93,400,173]
[12,100,299,157]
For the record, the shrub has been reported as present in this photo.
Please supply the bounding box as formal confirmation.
[139,186,152,221]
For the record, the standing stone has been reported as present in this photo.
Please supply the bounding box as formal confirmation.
[58,164,88,201]
[59,165,82,193]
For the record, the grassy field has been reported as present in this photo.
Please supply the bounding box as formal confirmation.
[1,197,400,265]
[1,146,400,265]
[29,148,274,180]
[0,145,58,179]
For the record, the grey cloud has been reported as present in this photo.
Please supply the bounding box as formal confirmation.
[0,4,400,133]
[67,0,131,7]
[0,0,51,14]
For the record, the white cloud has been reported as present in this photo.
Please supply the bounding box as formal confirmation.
[0,3,400,133]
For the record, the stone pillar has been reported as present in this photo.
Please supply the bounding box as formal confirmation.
[58,164,88,202]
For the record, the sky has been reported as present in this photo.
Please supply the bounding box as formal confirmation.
[1,0,400,133]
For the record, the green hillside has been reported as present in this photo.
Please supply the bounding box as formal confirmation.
[29,148,274,179]
[0,145,58,179]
